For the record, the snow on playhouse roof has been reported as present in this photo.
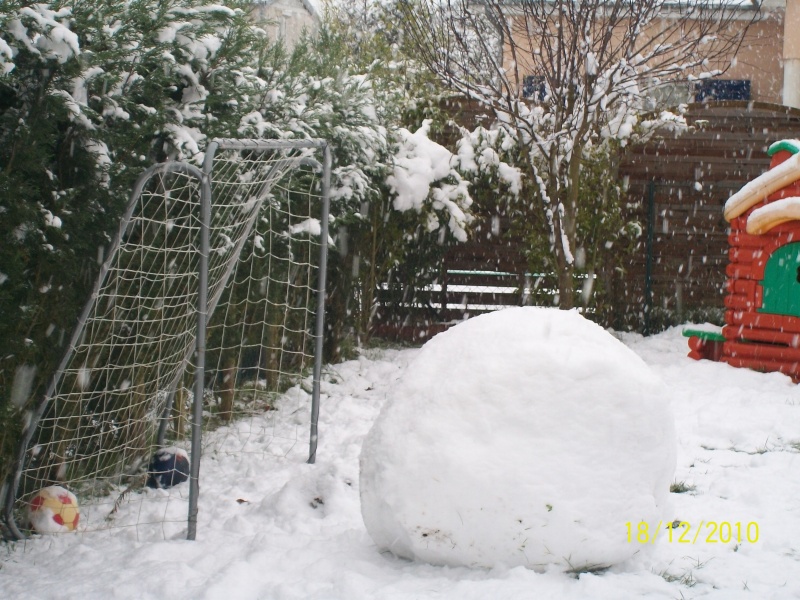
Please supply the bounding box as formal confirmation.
[747,196,800,235]
[724,139,800,234]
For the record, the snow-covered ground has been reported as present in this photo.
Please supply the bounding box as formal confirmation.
[2,322,799,599]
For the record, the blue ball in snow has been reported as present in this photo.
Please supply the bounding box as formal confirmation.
[146,447,190,489]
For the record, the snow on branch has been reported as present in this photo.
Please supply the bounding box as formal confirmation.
[455,126,522,195]
[8,5,80,64]
[387,120,474,242]
[0,38,14,74]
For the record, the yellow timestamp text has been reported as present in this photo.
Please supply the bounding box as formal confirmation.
[626,520,760,544]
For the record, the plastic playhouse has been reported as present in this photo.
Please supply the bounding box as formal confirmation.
[685,139,800,382]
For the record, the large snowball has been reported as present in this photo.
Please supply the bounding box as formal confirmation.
[359,307,676,571]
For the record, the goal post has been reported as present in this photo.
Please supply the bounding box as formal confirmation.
[1,138,331,542]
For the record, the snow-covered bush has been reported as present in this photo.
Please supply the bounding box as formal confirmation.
[317,6,480,349]
[453,121,649,317]
[388,120,472,242]
[0,1,476,480]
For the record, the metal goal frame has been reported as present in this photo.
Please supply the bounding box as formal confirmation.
[1,138,332,541]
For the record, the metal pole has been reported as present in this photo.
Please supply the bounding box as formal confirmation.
[308,144,332,465]
[187,144,216,540]
[644,180,656,336]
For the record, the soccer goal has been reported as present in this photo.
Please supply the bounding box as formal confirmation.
[0,138,331,541]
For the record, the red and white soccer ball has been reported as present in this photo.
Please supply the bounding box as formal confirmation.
[28,486,80,534]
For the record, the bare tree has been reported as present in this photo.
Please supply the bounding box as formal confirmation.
[399,0,759,308]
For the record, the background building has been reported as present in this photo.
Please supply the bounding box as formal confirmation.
[251,0,320,48]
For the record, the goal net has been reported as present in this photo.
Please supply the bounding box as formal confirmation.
[1,139,331,541]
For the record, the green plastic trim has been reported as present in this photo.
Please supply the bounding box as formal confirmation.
[681,327,725,342]
[767,139,800,157]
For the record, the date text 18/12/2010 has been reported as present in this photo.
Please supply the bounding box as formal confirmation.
[626,521,759,544]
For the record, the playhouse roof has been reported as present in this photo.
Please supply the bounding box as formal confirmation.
[767,139,800,156]
[723,139,800,230]
[746,196,800,235]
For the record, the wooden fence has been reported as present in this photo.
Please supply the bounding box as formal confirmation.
[374,101,800,340]
[617,101,800,332]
